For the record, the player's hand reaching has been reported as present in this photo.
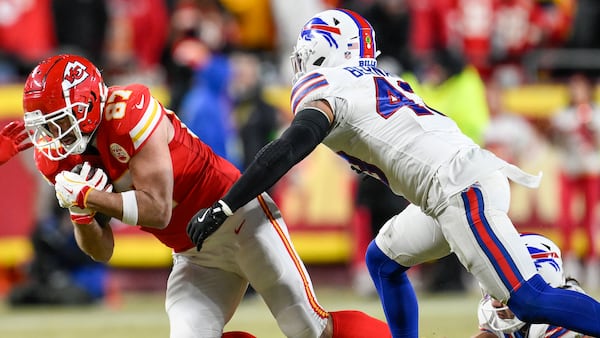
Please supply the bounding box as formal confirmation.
[54,162,112,209]
[187,200,233,251]
[0,121,33,164]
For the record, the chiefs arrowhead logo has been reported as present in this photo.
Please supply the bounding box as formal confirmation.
[62,61,89,91]
[110,143,130,163]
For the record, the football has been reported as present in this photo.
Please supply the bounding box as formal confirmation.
[71,163,99,179]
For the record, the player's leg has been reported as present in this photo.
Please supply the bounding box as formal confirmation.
[235,194,328,338]
[238,193,390,338]
[507,273,600,336]
[328,310,391,338]
[165,253,248,338]
[440,171,600,336]
[365,242,417,338]
[367,203,451,337]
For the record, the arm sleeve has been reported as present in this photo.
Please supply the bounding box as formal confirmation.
[222,108,331,211]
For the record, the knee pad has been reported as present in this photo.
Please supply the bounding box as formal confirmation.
[365,240,408,279]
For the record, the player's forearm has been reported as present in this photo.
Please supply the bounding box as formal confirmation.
[83,189,127,224]
[85,189,172,229]
[223,108,330,211]
[124,189,172,228]
[73,221,114,263]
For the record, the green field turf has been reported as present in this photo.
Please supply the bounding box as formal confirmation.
[0,287,482,338]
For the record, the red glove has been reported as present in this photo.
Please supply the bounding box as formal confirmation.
[0,121,33,165]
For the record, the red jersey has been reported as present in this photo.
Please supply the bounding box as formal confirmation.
[36,84,241,252]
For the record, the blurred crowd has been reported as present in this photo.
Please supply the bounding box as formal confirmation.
[3,0,600,302]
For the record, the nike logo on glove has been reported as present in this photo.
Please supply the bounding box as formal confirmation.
[197,209,210,223]
[135,95,145,109]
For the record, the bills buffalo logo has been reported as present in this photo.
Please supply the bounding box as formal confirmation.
[301,17,341,48]
[530,249,561,272]
[62,61,89,91]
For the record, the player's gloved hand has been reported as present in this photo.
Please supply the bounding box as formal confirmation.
[0,121,33,164]
[55,162,111,209]
[68,183,113,224]
[187,200,233,251]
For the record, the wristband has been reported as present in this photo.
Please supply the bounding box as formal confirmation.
[218,200,234,216]
[76,185,92,209]
[71,212,96,225]
[121,190,138,225]
[69,206,96,225]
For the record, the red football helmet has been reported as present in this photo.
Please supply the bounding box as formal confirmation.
[23,54,108,160]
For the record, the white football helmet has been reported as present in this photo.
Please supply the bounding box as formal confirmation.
[290,8,379,83]
[521,232,565,287]
[479,233,565,333]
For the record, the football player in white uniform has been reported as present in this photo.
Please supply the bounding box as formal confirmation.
[475,233,588,338]
[186,8,600,338]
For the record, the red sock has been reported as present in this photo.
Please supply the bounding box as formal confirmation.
[330,310,392,338]
[222,331,256,338]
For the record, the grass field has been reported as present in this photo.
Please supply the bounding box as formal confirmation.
[0,287,482,338]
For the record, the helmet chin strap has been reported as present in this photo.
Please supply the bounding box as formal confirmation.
[72,134,90,155]
[72,121,102,155]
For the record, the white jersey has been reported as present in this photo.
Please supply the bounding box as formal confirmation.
[291,64,539,216]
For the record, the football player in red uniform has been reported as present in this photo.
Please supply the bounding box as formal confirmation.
[22,54,391,338]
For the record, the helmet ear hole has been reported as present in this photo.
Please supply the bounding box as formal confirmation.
[87,101,94,115]
[313,57,325,67]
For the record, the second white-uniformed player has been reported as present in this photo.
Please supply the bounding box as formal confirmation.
[186,8,600,338]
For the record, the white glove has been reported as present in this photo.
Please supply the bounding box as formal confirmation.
[55,162,111,209]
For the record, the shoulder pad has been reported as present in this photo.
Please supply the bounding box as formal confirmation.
[106,84,153,136]
[291,71,331,114]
